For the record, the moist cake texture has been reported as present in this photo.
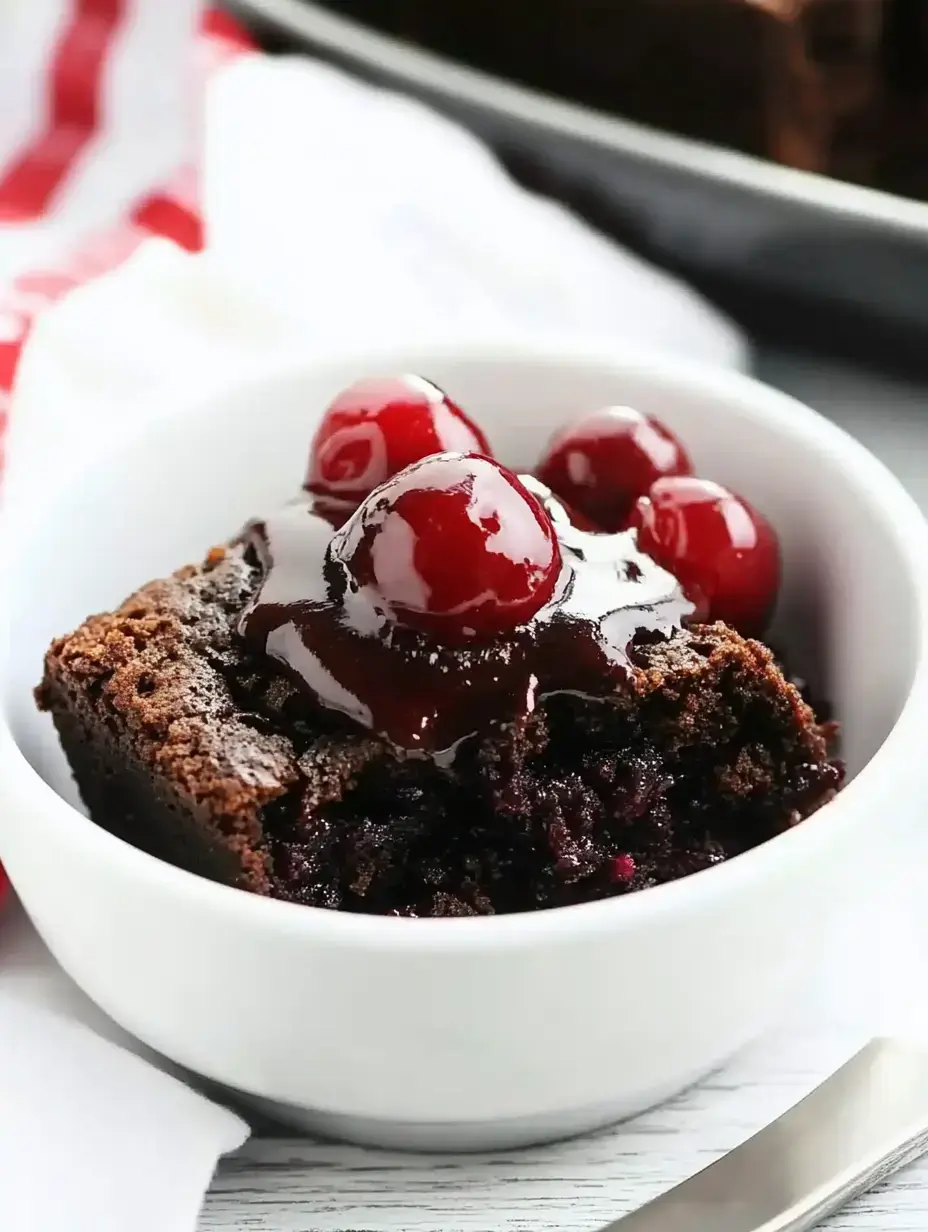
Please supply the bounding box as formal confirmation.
[37,542,840,917]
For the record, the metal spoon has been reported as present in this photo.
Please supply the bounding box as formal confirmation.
[601,1038,928,1231]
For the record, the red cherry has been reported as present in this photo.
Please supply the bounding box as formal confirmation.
[332,453,563,642]
[537,406,692,531]
[306,375,491,503]
[0,864,8,907]
[519,473,603,533]
[630,476,780,635]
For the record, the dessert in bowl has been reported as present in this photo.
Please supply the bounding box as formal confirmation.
[0,343,926,1149]
[37,376,839,915]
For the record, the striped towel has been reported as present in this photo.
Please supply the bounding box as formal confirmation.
[0,2,252,444]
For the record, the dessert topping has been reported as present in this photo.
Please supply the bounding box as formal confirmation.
[305,374,491,504]
[331,452,562,642]
[630,475,780,635]
[241,375,781,757]
[537,405,692,531]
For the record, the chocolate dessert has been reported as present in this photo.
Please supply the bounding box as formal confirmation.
[320,0,924,196]
[879,0,928,198]
[37,376,842,916]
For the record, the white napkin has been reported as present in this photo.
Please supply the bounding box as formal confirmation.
[0,988,247,1232]
[1,44,746,1232]
[0,903,250,1232]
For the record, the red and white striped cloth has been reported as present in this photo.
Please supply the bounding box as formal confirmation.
[0,2,253,450]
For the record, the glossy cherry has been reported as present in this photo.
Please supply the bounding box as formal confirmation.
[537,406,692,532]
[331,452,563,642]
[630,476,780,635]
[306,374,491,503]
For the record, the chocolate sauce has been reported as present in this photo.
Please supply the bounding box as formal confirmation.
[238,480,692,763]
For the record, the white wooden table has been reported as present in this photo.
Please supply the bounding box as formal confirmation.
[201,1035,928,1232]
[198,349,928,1232]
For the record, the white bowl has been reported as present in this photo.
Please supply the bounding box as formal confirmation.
[1,343,927,1151]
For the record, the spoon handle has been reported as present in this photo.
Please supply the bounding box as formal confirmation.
[602,1038,928,1232]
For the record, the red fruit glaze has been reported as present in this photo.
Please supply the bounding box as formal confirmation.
[306,374,491,502]
[609,854,637,884]
[536,406,692,531]
[630,476,780,635]
[332,453,563,642]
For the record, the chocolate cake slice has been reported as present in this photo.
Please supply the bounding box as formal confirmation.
[37,381,842,918]
[322,0,885,181]
[37,539,840,917]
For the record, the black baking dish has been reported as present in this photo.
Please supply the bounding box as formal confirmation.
[225,0,928,369]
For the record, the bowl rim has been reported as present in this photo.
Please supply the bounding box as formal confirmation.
[3,339,928,952]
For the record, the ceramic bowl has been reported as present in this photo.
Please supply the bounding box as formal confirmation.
[2,342,927,1150]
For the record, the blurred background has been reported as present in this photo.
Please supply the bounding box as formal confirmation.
[229,0,928,507]
[231,0,928,368]
[1,0,927,491]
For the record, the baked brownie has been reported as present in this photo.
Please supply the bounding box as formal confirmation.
[878,0,928,199]
[37,379,842,917]
[322,0,885,181]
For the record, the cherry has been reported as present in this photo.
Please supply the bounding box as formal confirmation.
[537,406,692,531]
[0,864,8,908]
[630,476,780,635]
[331,452,563,642]
[306,374,491,503]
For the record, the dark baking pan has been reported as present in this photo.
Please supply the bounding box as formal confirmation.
[226,0,928,370]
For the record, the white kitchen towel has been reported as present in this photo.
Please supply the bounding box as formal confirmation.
[0,0,198,245]
[0,4,251,432]
[0,7,746,1231]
